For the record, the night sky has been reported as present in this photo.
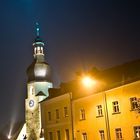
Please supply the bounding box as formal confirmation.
[0,0,140,132]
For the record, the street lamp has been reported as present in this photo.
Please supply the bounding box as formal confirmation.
[81,75,96,88]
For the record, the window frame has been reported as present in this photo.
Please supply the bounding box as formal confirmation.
[134,126,140,139]
[130,97,138,110]
[80,108,86,120]
[82,132,88,140]
[115,128,123,140]
[48,111,51,121]
[99,130,105,140]
[96,105,103,117]
[64,107,69,117]
[56,109,60,119]
[49,132,53,140]
[57,130,61,140]
[112,101,120,114]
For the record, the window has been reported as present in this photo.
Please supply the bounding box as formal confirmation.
[29,86,34,95]
[57,130,61,140]
[130,97,138,110]
[64,107,68,117]
[65,129,70,140]
[40,47,43,54]
[56,109,60,119]
[48,112,51,121]
[134,126,140,139]
[80,109,86,120]
[115,128,123,140]
[49,132,53,140]
[99,130,105,140]
[112,101,120,113]
[82,133,87,140]
[97,105,103,117]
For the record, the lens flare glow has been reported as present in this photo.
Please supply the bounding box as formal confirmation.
[82,76,96,88]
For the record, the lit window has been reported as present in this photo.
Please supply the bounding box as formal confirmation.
[40,47,43,54]
[130,97,138,110]
[29,86,34,95]
[134,126,140,139]
[112,101,120,113]
[37,46,41,53]
[49,132,53,140]
[115,128,123,140]
[82,133,88,140]
[37,46,40,50]
[57,130,61,140]
[80,109,86,120]
[56,109,60,119]
[65,129,70,140]
[48,112,51,121]
[97,105,103,117]
[64,107,68,117]
[99,130,105,140]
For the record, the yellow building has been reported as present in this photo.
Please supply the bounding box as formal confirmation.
[72,80,140,140]
[41,92,73,140]
[40,59,140,140]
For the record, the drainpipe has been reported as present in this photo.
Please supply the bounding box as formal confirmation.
[103,91,111,140]
[69,92,74,140]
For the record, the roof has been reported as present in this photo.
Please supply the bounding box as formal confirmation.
[47,59,140,100]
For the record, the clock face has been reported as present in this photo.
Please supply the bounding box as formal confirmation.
[29,100,34,107]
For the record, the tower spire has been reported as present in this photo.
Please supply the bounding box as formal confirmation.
[36,22,40,37]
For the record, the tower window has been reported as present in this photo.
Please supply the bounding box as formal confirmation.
[37,46,41,53]
[48,112,51,121]
[99,130,105,140]
[29,86,34,95]
[96,105,103,117]
[56,109,60,119]
[112,101,120,114]
[40,47,43,53]
[115,128,123,139]
[130,97,138,110]
[134,126,140,139]
[64,107,68,117]
[82,132,88,140]
[80,109,86,120]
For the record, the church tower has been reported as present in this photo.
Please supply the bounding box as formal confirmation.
[25,23,53,139]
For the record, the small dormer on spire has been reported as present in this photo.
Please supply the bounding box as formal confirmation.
[33,22,45,61]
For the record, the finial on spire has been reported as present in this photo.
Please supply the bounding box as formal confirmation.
[36,22,40,37]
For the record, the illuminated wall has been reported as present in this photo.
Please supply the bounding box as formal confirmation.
[72,80,140,140]
[41,93,73,140]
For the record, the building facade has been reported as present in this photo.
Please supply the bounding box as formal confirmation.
[41,93,73,140]
[72,80,140,140]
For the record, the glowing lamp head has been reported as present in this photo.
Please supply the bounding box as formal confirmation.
[82,76,96,88]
